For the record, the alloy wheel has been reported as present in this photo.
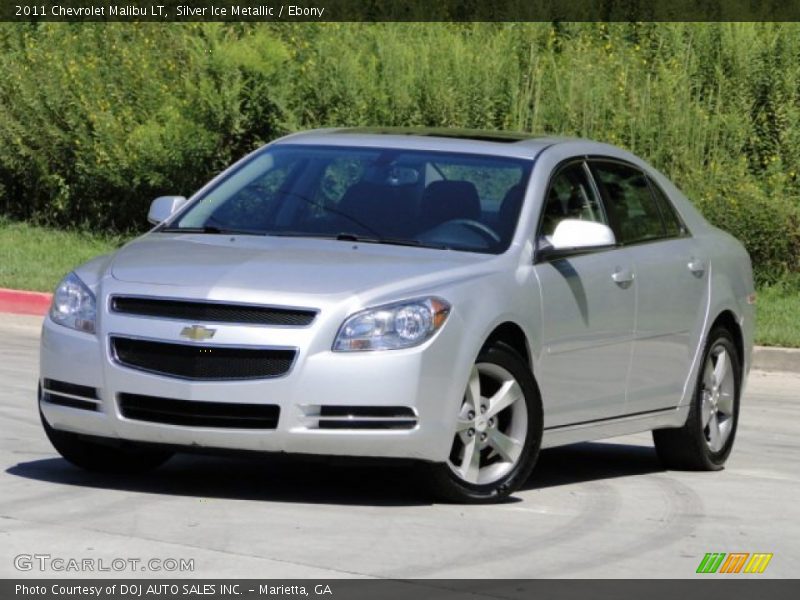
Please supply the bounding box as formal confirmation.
[701,344,736,452]
[447,362,528,485]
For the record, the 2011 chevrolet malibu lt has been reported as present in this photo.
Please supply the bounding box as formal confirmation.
[39,128,754,502]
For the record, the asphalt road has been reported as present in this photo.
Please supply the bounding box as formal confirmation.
[1,313,798,579]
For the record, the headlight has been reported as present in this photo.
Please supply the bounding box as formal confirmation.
[333,297,451,351]
[50,272,96,334]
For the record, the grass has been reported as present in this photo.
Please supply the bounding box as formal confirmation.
[755,275,800,348]
[0,219,124,293]
[0,220,797,348]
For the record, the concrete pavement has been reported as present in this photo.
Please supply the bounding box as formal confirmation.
[1,313,798,578]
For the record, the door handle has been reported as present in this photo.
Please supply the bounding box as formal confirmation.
[612,267,634,289]
[688,257,706,277]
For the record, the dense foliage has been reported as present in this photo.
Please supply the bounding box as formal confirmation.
[0,22,799,283]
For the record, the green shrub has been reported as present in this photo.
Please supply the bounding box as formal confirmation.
[0,22,799,283]
[695,181,800,284]
[0,23,290,230]
[279,23,800,282]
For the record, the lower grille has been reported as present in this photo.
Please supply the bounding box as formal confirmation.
[306,405,418,430]
[119,393,280,429]
[41,379,100,411]
[110,337,296,381]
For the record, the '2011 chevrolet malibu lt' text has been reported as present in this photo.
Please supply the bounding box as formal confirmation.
[40,128,754,502]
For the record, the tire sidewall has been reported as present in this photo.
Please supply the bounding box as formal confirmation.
[692,329,741,468]
[39,394,171,472]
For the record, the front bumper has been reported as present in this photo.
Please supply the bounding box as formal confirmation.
[39,303,468,463]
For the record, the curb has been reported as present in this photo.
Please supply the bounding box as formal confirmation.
[0,288,52,316]
[0,287,799,374]
[751,346,800,374]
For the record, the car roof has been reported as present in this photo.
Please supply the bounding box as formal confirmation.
[273,127,571,159]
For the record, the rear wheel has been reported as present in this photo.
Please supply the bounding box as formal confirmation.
[426,343,543,503]
[652,327,741,470]
[41,410,172,474]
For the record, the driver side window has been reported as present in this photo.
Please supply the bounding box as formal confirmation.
[539,162,607,239]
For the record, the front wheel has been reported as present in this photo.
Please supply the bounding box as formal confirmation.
[426,343,543,503]
[652,327,741,470]
[41,410,173,474]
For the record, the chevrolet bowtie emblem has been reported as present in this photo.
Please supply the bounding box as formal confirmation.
[180,325,216,341]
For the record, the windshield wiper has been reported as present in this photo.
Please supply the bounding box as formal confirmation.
[334,233,451,250]
[159,225,264,236]
[266,231,450,250]
[272,190,385,238]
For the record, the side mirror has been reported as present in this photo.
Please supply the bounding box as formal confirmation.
[148,196,188,225]
[538,219,616,261]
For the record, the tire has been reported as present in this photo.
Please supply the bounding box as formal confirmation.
[652,327,741,470]
[41,410,172,474]
[426,342,543,503]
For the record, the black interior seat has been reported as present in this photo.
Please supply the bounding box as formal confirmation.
[419,180,481,231]
[338,181,415,237]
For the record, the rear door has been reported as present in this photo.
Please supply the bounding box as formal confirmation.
[589,160,708,414]
[534,160,636,428]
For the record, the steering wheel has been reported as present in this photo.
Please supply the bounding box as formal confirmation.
[447,219,502,244]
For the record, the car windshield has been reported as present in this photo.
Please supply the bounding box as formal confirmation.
[166,145,532,254]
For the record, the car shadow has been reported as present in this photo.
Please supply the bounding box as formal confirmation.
[6,453,431,507]
[521,441,665,491]
[6,441,665,505]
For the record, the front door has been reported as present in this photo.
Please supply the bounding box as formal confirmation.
[534,161,636,428]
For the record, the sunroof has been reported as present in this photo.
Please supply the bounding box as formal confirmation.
[334,127,535,144]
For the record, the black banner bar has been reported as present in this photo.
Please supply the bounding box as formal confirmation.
[4,580,800,600]
[4,1,800,22]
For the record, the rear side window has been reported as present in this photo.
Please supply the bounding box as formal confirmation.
[590,161,666,245]
[648,177,687,237]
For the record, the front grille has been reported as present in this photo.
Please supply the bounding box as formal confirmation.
[41,378,100,411]
[111,296,317,326]
[305,405,418,430]
[119,393,280,429]
[111,337,296,380]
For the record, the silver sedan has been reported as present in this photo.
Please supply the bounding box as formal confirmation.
[40,128,754,502]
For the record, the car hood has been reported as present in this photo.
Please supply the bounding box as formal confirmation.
[109,233,492,303]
